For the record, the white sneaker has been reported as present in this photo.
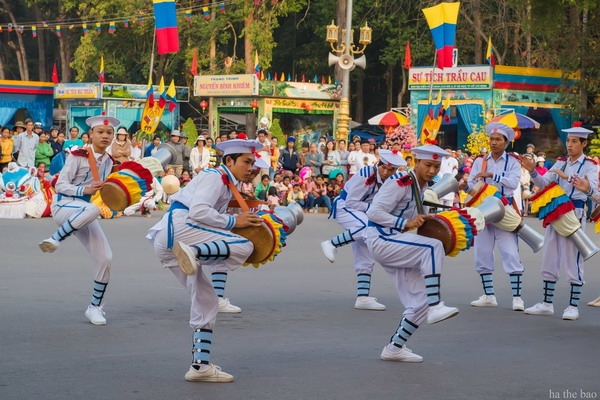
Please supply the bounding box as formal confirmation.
[39,238,60,253]
[524,302,554,316]
[354,296,386,311]
[320,240,336,263]
[470,295,498,307]
[85,305,106,325]
[173,241,199,275]
[123,207,135,216]
[427,302,459,324]
[562,305,579,320]
[512,297,525,311]
[380,346,423,363]
[185,364,234,382]
[218,298,241,313]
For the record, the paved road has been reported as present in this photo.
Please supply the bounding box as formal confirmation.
[1,212,600,400]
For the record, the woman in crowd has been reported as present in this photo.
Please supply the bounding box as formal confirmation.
[305,142,323,178]
[0,126,14,171]
[190,135,211,177]
[35,131,54,167]
[321,139,341,178]
[108,127,132,163]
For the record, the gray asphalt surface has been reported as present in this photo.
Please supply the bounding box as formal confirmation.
[1,212,600,400]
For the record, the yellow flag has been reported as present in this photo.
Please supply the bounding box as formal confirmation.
[167,79,176,98]
[158,76,165,94]
[280,72,285,82]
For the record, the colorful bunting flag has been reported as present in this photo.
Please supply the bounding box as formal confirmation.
[280,73,285,82]
[146,75,154,108]
[422,1,460,69]
[138,16,144,25]
[108,21,115,34]
[287,73,291,81]
[153,0,179,54]
[203,6,210,20]
[260,71,265,80]
[274,73,278,81]
[42,21,48,28]
[123,20,129,28]
[313,75,318,83]
[185,9,192,22]
[7,23,12,32]
[219,2,225,13]
[328,76,332,84]
[158,76,167,108]
[99,56,105,83]
[32,26,37,37]
[96,22,101,34]
[83,24,88,35]
[56,25,61,37]
[301,74,305,83]
[166,79,177,112]
[486,36,496,66]
[254,51,260,78]
[17,26,23,34]
[267,72,272,81]
[321,75,326,84]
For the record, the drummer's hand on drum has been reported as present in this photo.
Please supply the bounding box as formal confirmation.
[405,214,430,230]
[82,180,103,195]
[474,171,493,180]
[571,174,591,193]
[234,211,264,228]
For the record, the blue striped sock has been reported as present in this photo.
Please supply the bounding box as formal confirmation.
[391,318,418,348]
[481,273,494,296]
[212,272,228,298]
[570,284,582,307]
[543,280,556,304]
[424,274,441,306]
[357,274,371,297]
[331,230,354,248]
[192,328,213,365]
[91,281,107,306]
[510,274,522,297]
[51,219,76,242]
[195,241,230,261]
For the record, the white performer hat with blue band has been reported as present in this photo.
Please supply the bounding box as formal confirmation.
[486,122,515,142]
[217,138,262,156]
[412,144,450,161]
[86,115,120,129]
[378,149,406,167]
[562,122,593,139]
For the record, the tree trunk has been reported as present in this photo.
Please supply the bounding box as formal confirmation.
[472,0,482,64]
[244,13,254,73]
[386,64,393,110]
[35,6,47,81]
[398,64,407,108]
[580,7,588,116]
[0,0,29,80]
[525,0,532,67]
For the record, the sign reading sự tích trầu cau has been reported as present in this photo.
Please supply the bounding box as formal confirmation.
[408,66,492,90]
[194,74,259,97]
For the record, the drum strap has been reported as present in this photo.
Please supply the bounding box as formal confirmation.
[482,155,522,216]
[87,150,100,181]
[409,171,424,215]
[226,180,250,212]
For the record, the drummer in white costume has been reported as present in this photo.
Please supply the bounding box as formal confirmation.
[147,139,263,382]
[365,144,459,363]
[209,152,272,314]
[520,123,598,321]
[463,122,526,311]
[320,149,406,311]
[38,115,120,326]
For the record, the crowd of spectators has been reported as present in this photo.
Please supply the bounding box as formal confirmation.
[3,118,599,219]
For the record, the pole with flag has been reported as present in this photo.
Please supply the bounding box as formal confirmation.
[99,56,105,83]
[51,62,59,84]
[190,49,198,76]
[422,2,460,70]
[486,36,496,66]
[166,79,177,112]
[403,41,412,69]
[153,0,179,54]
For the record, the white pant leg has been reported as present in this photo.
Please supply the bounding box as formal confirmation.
[382,266,428,325]
[74,220,113,282]
[335,208,373,273]
[367,232,445,276]
[473,227,496,274]
[494,227,524,275]
[541,213,585,286]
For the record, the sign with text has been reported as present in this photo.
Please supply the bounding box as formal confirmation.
[55,83,101,99]
[409,66,492,90]
[194,74,258,97]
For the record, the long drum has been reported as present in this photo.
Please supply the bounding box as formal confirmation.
[231,212,286,267]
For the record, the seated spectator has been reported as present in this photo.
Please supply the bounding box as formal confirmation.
[267,186,280,210]
[287,183,306,209]
[305,174,331,213]
[179,170,192,188]
[255,174,271,201]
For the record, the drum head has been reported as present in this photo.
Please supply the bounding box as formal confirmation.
[417,218,454,255]
[101,182,129,211]
[232,222,275,264]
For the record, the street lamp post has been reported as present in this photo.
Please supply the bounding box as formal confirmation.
[326,0,371,141]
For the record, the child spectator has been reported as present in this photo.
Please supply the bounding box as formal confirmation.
[267,186,280,210]
[287,183,306,209]
[255,174,271,201]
